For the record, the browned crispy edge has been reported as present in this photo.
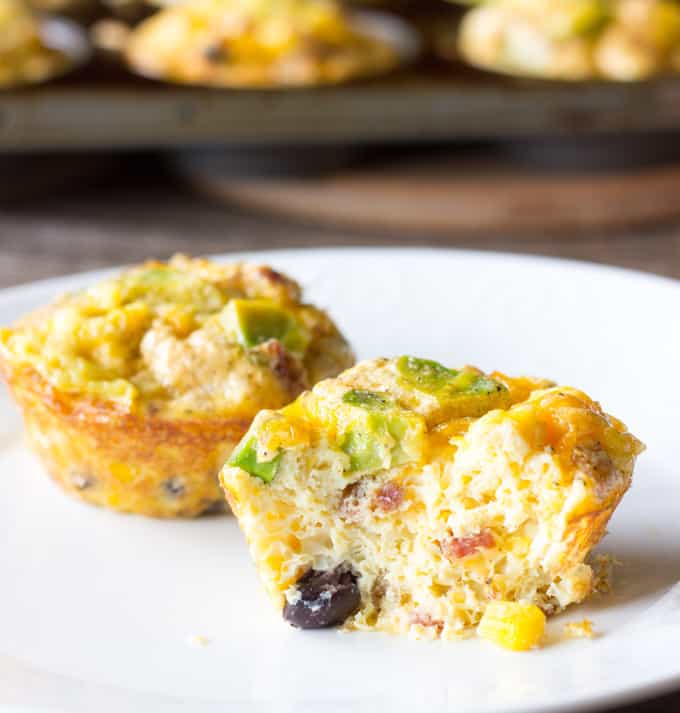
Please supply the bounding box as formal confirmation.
[1,360,250,518]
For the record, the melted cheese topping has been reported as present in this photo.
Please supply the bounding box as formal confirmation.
[126,0,400,87]
[222,357,644,639]
[0,255,354,419]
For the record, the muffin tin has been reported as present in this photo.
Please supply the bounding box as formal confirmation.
[2,2,680,149]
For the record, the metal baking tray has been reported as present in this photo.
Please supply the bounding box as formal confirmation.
[3,60,680,152]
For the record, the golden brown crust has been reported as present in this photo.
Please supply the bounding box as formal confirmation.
[2,361,249,517]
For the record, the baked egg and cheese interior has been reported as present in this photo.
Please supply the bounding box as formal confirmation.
[0,255,354,516]
[221,356,644,642]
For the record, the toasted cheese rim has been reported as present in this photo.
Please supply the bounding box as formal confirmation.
[3,362,250,517]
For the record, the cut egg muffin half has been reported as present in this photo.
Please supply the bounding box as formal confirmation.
[221,356,644,645]
[0,255,354,517]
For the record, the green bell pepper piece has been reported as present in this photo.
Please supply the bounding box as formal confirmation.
[228,437,282,483]
[224,299,308,352]
[342,389,392,410]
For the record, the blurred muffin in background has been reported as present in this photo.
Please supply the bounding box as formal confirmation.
[0,0,77,86]
[457,0,680,81]
[126,0,410,87]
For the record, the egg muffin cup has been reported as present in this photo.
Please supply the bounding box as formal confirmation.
[0,256,354,518]
[457,0,680,82]
[222,357,644,642]
[125,0,417,88]
[0,0,91,89]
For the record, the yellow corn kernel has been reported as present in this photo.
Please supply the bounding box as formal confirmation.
[109,461,136,484]
[477,601,546,651]
[452,590,466,604]
[508,535,530,557]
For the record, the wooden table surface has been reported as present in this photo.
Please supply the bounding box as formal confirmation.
[0,161,678,712]
[1,160,680,284]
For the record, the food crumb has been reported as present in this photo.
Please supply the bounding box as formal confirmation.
[186,634,210,647]
[564,619,596,639]
[591,553,620,594]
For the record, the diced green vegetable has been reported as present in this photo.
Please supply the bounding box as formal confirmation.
[135,268,175,284]
[549,0,609,39]
[395,355,509,418]
[120,267,225,311]
[221,299,308,352]
[340,428,385,473]
[396,356,457,394]
[396,355,505,398]
[449,369,505,396]
[228,437,281,483]
[342,389,392,410]
[339,409,423,473]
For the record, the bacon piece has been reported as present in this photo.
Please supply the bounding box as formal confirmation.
[440,529,495,561]
[257,265,288,286]
[410,611,444,634]
[255,339,308,397]
[338,480,367,522]
[374,481,404,513]
[253,265,301,302]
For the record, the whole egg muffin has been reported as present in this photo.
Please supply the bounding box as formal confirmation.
[0,256,354,517]
[125,0,403,88]
[457,0,680,81]
[0,0,73,88]
[221,357,644,645]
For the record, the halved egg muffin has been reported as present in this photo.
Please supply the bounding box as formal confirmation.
[0,255,354,517]
[457,0,680,81]
[221,356,643,642]
[125,0,406,88]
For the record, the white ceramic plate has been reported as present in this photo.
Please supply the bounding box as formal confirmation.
[1,248,679,713]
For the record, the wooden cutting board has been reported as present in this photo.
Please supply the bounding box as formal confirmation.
[180,148,680,234]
